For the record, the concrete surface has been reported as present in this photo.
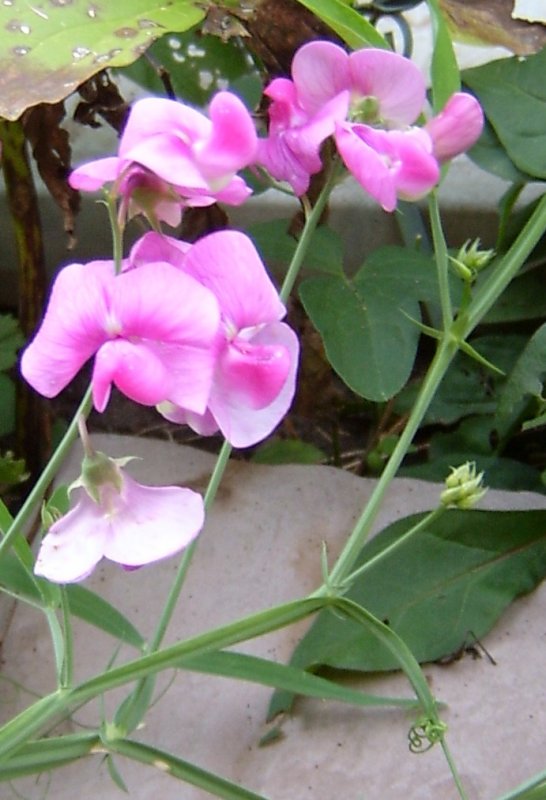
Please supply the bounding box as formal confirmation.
[1,434,546,799]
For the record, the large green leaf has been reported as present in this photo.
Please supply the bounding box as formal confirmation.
[0,0,204,120]
[463,48,546,180]
[299,246,447,401]
[495,322,546,439]
[271,509,546,714]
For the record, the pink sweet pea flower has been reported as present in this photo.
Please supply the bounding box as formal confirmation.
[256,77,349,196]
[334,123,440,211]
[35,452,204,583]
[425,92,484,163]
[150,230,299,448]
[21,255,220,414]
[70,92,257,224]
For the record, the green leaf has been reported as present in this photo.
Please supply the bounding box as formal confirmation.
[299,246,446,401]
[120,27,262,110]
[427,0,460,110]
[495,322,546,439]
[272,509,546,713]
[0,553,43,605]
[467,118,535,184]
[66,584,146,650]
[0,314,24,371]
[484,266,546,323]
[179,650,416,714]
[0,0,205,120]
[463,48,546,180]
[0,450,27,486]
[295,0,389,49]
[251,439,326,465]
[105,754,129,793]
[394,334,527,425]
[248,220,344,278]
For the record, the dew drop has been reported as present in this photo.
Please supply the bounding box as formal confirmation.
[2,0,14,6]
[138,18,159,29]
[87,3,98,17]
[13,45,30,55]
[168,36,181,49]
[30,5,49,19]
[115,26,137,38]
[72,46,91,60]
[6,19,29,33]
[93,48,121,64]
[49,0,73,6]
[187,43,205,58]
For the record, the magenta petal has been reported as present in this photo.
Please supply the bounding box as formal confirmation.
[219,337,291,410]
[196,91,257,181]
[349,49,426,125]
[390,129,440,200]
[426,92,484,162]
[102,475,204,567]
[292,41,351,115]
[20,260,113,398]
[112,261,220,347]
[34,493,108,583]
[129,231,191,270]
[335,123,397,211]
[125,133,206,188]
[119,97,210,155]
[92,339,174,411]
[69,157,123,191]
[182,231,286,329]
[209,322,299,448]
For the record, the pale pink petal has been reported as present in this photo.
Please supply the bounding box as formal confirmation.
[349,49,426,126]
[195,92,257,183]
[69,156,123,191]
[425,92,484,162]
[182,231,286,328]
[292,41,351,115]
[102,475,204,567]
[157,402,219,437]
[34,493,108,583]
[211,175,253,206]
[218,337,291,410]
[151,341,220,413]
[209,322,299,448]
[20,260,113,398]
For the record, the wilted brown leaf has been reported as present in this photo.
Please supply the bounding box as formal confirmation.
[440,0,546,54]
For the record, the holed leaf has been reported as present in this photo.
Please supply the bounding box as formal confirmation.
[0,0,204,120]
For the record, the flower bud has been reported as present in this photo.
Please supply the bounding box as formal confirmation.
[449,239,495,284]
[441,462,487,509]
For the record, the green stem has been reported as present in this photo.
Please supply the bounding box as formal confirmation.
[105,738,268,800]
[341,507,445,587]
[279,160,341,304]
[463,193,546,334]
[59,587,74,689]
[149,439,233,654]
[428,190,453,330]
[106,192,124,275]
[327,335,457,588]
[440,739,470,800]
[0,386,92,563]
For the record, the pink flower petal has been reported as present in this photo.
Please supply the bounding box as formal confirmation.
[349,49,426,126]
[158,403,219,437]
[425,92,484,162]
[182,230,286,329]
[102,475,204,567]
[218,336,292,410]
[119,97,210,156]
[195,91,257,183]
[34,493,108,583]
[20,260,114,398]
[69,156,123,191]
[209,322,299,448]
[292,41,351,115]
